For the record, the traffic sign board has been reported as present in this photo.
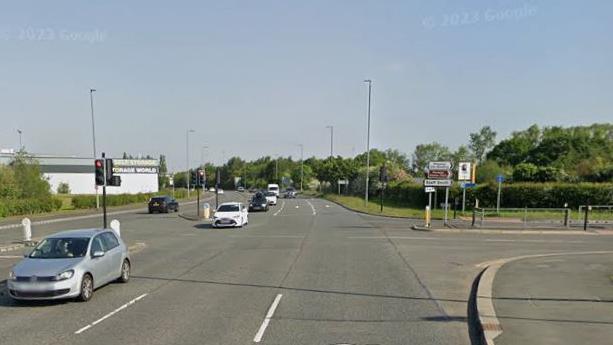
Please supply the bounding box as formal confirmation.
[428,161,452,170]
[424,179,452,187]
[461,182,476,188]
[496,175,505,183]
[458,162,472,181]
[427,169,452,179]
[424,187,435,193]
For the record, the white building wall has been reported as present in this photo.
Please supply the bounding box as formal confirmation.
[46,173,159,195]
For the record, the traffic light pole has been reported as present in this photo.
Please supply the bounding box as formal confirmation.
[102,152,107,229]
[197,187,200,218]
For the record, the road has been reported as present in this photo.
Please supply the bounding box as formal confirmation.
[1,192,612,345]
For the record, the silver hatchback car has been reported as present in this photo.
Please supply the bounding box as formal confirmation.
[7,229,131,302]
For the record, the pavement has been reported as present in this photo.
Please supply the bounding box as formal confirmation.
[0,192,612,344]
[492,253,613,345]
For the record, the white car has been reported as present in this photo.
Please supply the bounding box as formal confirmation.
[209,187,216,192]
[264,191,277,206]
[267,183,280,196]
[217,188,224,195]
[212,202,248,228]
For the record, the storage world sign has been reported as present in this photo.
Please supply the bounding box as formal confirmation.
[112,159,158,174]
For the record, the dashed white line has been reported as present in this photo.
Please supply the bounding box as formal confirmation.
[273,201,286,216]
[0,255,22,259]
[305,200,316,216]
[75,293,148,335]
[253,293,282,343]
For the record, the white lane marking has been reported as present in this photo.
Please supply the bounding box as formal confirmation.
[273,201,286,216]
[75,293,148,334]
[325,205,330,208]
[128,242,147,254]
[0,255,22,259]
[295,206,299,209]
[350,237,585,244]
[253,294,282,343]
[306,200,316,216]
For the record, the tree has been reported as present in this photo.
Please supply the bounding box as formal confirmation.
[57,182,71,194]
[476,160,507,184]
[411,143,452,173]
[451,145,474,168]
[469,126,497,162]
[9,153,52,198]
[512,163,539,182]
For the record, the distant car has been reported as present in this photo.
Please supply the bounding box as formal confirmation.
[209,187,216,192]
[217,188,224,194]
[212,202,248,228]
[237,186,245,192]
[7,229,131,302]
[249,192,269,212]
[264,191,278,206]
[148,196,179,213]
[284,189,297,198]
[248,187,257,193]
[267,183,280,196]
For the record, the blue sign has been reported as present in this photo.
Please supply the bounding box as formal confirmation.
[496,175,505,183]
[461,182,476,188]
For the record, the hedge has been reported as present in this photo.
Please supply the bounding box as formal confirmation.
[370,182,613,210]
[71,189,190,209]
[0,197,62,218]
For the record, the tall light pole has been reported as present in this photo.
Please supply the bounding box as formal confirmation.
[297,144,304,192]
[16,129,22,151]
[186,129,195,197]
[325,125,334,159]
[89,89,100,209]
[201,145,209,168]
[274,154,279,183]
[364,79,372,206]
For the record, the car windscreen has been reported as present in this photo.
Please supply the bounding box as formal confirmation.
[150,197,166,202]
[269,186,279,190]
[29,237,90,259]
[217,205,239,212]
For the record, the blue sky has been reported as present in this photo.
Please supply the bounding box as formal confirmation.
[1,0,611,170]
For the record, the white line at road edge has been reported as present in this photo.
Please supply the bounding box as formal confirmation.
[75,293,148,335]
[253,293,282,343]
[475,251,613,345]
[273,201,286,216]
[306,200,316,216]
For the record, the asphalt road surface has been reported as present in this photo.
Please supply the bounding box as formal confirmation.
[1,192,612,345]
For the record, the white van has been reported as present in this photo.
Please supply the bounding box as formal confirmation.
[267,183,280,196]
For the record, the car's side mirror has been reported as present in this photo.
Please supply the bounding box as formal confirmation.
[92,250,105,258]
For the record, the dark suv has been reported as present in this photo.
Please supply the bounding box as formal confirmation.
[248,192,269,212]
[148,196,179,213]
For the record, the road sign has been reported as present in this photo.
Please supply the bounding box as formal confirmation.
[338,179,349,185]
[496,175,505,183]
[427,169,452,179]
[461,182,476,188]
[428,161,452,170]
[424,179,452,187]
[458,162,471,181]
[424,187,435,193]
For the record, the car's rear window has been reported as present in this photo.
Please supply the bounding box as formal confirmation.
[151,197,166,202]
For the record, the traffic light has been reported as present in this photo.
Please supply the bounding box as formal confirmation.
[215,168,221,187]
[197,168,205,188]
[190,170,197,187]
[95,159,105,186]
[379,165,388,183]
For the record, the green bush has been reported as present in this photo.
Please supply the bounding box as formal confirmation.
[0,197,62,217]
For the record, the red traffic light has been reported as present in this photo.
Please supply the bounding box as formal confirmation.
[95,160,103,168]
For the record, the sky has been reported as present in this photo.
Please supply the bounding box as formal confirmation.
[0,0,611,171]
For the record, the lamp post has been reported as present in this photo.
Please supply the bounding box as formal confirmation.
[16,129,22,151]
[186,129,195,197]
[325,125,334,159]
[297,144,304,192]
[89,89,100,209]
[363,79,372,206]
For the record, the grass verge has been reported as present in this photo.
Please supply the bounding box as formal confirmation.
[322,194,447,219]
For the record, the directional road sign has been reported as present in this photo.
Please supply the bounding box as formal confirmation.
[428,161,452,170]
[424,179,452,187]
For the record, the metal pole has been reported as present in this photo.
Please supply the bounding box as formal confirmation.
[102,152,107,228]
[186,129,194,198]
[380,185,384,212]
[326,125,334,158]
[496,180,502,214]
[444,187,449,226]
[583,204,589,231]
[17,129,22,150]
[364,80,372,206]
[428,192,432,211]
[275,156,278,183]
[89,89,100,209]
[462,187,466,213]
[299,144,304,192]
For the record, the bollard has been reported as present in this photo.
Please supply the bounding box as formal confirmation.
[425,206,431,228]
[22,218,32,243]
[110,219,121,237]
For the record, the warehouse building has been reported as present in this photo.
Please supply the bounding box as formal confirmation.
[0,152,159,195]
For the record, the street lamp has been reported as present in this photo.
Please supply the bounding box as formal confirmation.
[273,154,279,184]
[89,88,100,209]
[363,79,372,206]
[201,145,209,168]
[16,129,22,151]
[297,144,304,192]
[325,125,334,159]
[186,129,195,197]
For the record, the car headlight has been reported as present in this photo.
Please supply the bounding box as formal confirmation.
[261,203,267,207]
[8,271,16,281]
[54,269,74,281]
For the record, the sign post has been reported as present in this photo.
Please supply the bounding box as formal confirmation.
[444,187,450,226]
[458,162,472,213]
[496,175,505,213]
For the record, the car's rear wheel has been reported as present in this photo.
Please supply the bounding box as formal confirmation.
[118,260,130,283]
[78,274,94,302]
